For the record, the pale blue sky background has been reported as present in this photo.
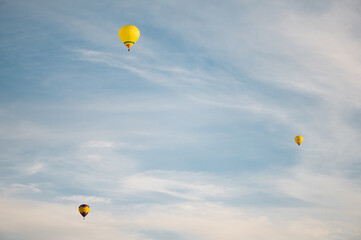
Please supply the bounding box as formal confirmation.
[1,0,361,239]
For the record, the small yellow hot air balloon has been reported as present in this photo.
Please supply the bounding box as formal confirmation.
[79,204,90,220]
[295,136,303,146]
[118,25,140,51]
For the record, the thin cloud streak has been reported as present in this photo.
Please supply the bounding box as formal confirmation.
[59,195,111,203]
[117,170,237,201]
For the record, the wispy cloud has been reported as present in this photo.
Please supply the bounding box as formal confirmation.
[117,170,236,201]
[277,167,361,208]
[58,195,111,203]
[26,162,47,175]
[1,0,361,239]
[0,183,41,195]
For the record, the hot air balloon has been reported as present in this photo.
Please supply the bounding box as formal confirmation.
[295,136,303,146]
[118,25,140,51]
[79,204,90,220]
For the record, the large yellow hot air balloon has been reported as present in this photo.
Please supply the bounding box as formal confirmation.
[295,136,303,146]
[118,25,140,51]
[79,204,90,220]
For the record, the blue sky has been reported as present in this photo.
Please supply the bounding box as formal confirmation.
[1,0,361,239]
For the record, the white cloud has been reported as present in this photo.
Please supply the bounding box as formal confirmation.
[118,170,237,201]
[26,163,47,175]
[82,140,116,149]
[1,197,359,240]
[0,120,50,140]
[81,140,149,151]
[1,183,41,195]
[277,168,361,208]
[59,195,111,203]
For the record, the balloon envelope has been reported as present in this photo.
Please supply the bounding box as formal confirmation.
[118,25,140,51]
[79,204,90,219]
[295,136,303,146]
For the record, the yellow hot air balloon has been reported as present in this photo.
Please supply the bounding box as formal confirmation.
[79,204,90,220]
[118,25,140,51]
[295,136,303,146]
